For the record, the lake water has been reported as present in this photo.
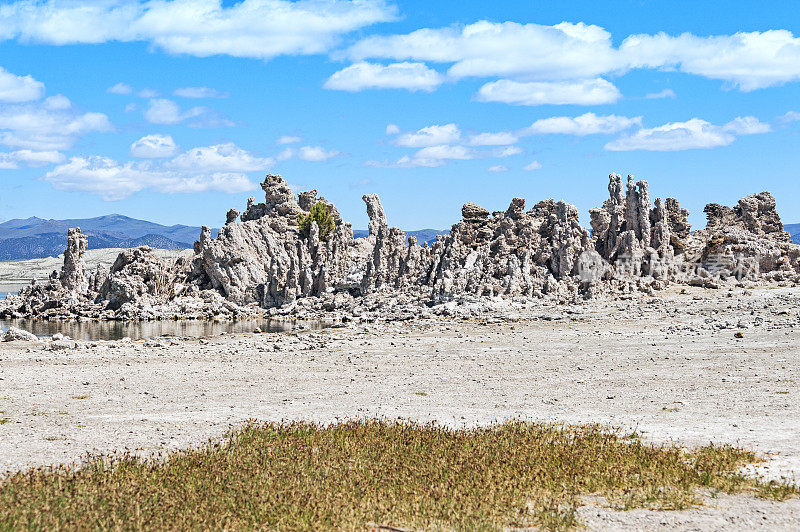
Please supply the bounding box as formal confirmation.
[0,317,332,341]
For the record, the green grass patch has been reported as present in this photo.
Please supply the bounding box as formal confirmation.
[0,420,795,530]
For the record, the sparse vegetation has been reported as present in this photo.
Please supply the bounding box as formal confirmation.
[298,201,335,242]
[70,395,89,400]
[1,420,795,530]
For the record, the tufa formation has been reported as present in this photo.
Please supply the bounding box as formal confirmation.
[2,173,798,321]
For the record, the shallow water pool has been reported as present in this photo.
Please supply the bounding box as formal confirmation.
[0,317,331,341]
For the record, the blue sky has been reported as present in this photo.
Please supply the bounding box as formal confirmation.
[1,0,799,231]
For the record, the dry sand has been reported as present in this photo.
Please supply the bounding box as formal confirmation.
[1,285,798,529]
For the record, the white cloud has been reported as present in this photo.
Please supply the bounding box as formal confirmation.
[0,67,45,102]
[779,110,800,123]
[366,143,475,168]
[276,147,294,161]
[0,0,396,60]
[492,146,522,157]
[168,143,273,171]
[385,123,400,135]
[44,142,269,200]
[645,88,676,99]
[523,160,542,171]
[476,78,621,106]
[394,123,460,147]
[124,102,137,113]
[345,21,623,81]
[468,131,518,146]
[397,144,474,167]
[107,82,132,95]
[45,156,257,200]
[722,116,771,135]
[130,134,179,158]
[324,61,443,92]
[43,94,71,110]
[346,22,800,93]
[604,116,770,151]
[0,149,64,169]
[144,99,195,124]
[137,88,160,98]
[487,165,507,173]
[525,113,642,136]
[174,86,229,99]
[143,98,231,128]
[298,145,339,162]
[276,135,302,145]
[621,30,800,91]
[0,102,113,150]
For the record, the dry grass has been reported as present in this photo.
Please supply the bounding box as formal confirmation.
[0,420,795,530]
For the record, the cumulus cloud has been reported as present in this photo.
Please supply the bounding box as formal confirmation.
[0,0,396,60]
[107,82,132,95]
[778,110,800,123]
[523,160,542,171]
[276,147,294,161]
[492,146,522,157]
[0,149,64,169]
[375,121,529,168]
[44,142,270,200]
[0,67,45,102]
[487,165,507,173]
[645,88,676,99]
[130,134,179,158]
[276,135,302,145]
[345,21,623,81]
[476,78,621,106]
[0,101,113,151]
[143,98,232,127]
[604,116,770,151]
[393,124,461,147]
[174,86,229,99]
[620,30,800,91]
[525,113,642,136]
[365,143,475,168]
[324,61,443,92]
[168,143,273,171]
[344,22,800,94]
[298,145,339,162]
[137,88,160,98]
[468,131,518,146]
[45,156,257,200]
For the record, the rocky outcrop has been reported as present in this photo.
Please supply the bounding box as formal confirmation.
[2,172,798,322]
[60,228,88,294]
[692,192,798,281]
[705,192,790,243]
[2,326,38,342]
[426,197,591,301]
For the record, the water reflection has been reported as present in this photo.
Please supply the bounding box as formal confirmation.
[0,318,330,341]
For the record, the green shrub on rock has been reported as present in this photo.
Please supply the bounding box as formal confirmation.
[298,201,335,241]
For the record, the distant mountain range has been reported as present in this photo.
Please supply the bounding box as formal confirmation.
[786,224,800,244]
[0,215,449,262]
[0,215,217,262]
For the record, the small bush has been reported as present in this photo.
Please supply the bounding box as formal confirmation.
[298,201,335,241]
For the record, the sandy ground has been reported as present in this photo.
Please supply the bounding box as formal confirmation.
[1,285,799,529]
